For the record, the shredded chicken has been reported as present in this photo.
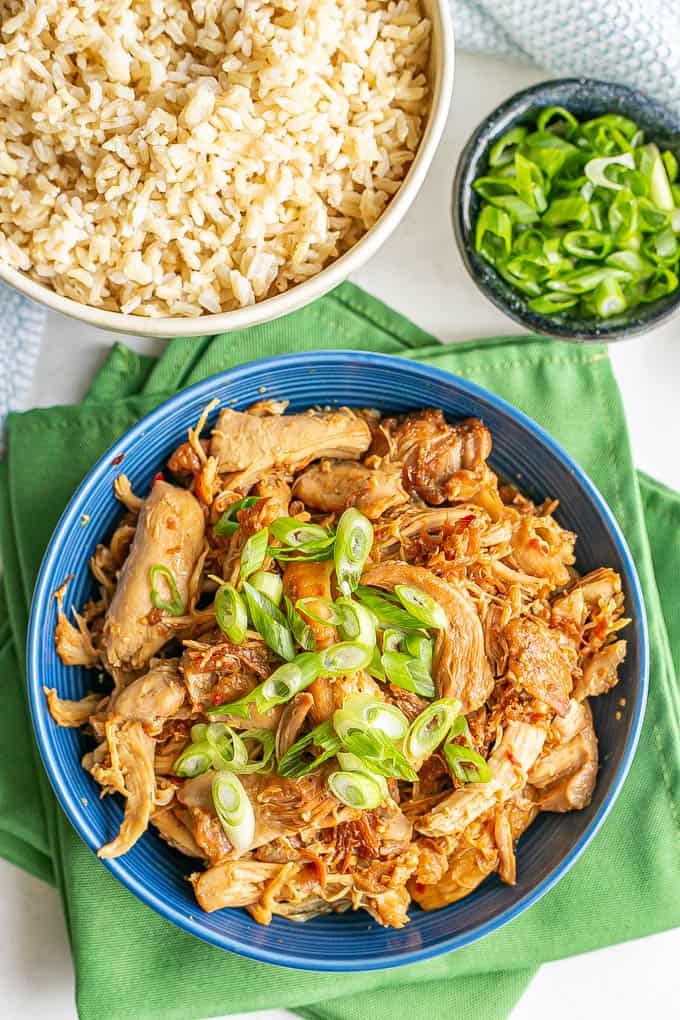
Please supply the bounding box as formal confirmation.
[46,402,628,927]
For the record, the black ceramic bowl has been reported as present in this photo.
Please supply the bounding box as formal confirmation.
[453,78,680,342]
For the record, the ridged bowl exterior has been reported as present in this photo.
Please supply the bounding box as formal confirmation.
[27,351,648,970]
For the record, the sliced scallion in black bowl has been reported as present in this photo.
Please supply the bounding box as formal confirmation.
[453,78,680,342]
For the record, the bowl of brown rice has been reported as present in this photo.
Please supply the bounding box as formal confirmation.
[0,0,453,337]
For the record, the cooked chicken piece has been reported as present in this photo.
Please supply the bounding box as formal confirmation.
[152,807,206,860]
[411,791,538,908]
[415,721,546,838]
[97,719,156,859]
[373,504,499,560]
[44,689,103,728]
[209,407,371,490]
[52,578,101,666]
[504,616,574,717]
[110,659,185,734]
[570,567,622,607]
[510,514,576,587]
[531,701,598,811]
[363,561,493,713]
[283,560,336,723]
[354,846,420,928]
[550,698,590,745]
[276,692,314,759]
[375,410,492,505]
[482,604,509,677]
[246,398,289,417]
[386,685,430,722]
[179,769,355,855]
[103,481,205,671]
[574,640,627,700]
[292,459,408,520]
[191,859,284,910]
[252,472,291,518]
[181,636,269,711]
[550,587,586,650]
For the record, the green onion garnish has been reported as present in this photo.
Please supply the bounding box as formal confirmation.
[212,771,255,850]
[257,652,322,712]
[335,598,377,649]
[249,569,283,607]
[472,107,680,317]
[239,527,269,580]
[242,580,295,661]
[319,641,373,675]
[354,585,425,630]
[149,564,184,616]
[393,584,447,630]
[334,508,374,597]
[214,583,248,643]
[405,699,459,761]
[327,770,385,810]
[283,595,317,651]
[213,496,260,537]
[270,518,331,548]
[443,742,492,784]
[381,650,435,698]
[276,719,342,778]
[334,694,409,743]
[173,741,213,778]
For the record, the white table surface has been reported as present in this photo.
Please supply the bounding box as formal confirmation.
[2,49,679,1020]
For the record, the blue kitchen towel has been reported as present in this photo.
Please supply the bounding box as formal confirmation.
[0,283,44,440]
[454,0,680,114]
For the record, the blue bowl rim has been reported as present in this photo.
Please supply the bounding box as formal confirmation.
[452,75,680,343]
[27,349,649,972]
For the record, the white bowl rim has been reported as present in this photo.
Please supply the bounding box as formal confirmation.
[0,1,454,338]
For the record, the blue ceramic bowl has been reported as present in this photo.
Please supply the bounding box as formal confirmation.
[27,351,648,971]
[453,77,680,342]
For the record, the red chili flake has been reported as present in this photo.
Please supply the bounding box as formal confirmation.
[506,750,520,768]
[459,514,475,528]
[151,471,164,486]
[212,693,226,706]
[111,453,124,465]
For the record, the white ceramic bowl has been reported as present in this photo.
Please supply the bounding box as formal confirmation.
[0,1,454,338]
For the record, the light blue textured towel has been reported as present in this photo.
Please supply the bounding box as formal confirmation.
[2,0,679,429]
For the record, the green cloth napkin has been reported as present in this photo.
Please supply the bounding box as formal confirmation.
[1,282,679,1020]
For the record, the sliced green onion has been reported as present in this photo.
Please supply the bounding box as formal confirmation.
[637,198,670,233]
[328,770,384,810]
[336,598,377,648]
[335,753,389,798]
[643,225,678,264]
[487,193,539,224]
[257,652,321,712]
[366,646,385,681]
[642,143,674,211]
[537,106,578,137]
[337,723,417,781]
[320,641,373,675]
[542,196,591,227]
[662,150,678,184]
[238,728,276,774]
[270,517,331,548]
[527,292,579,315]
[214,496,259,537]
[474,205,512,265]
[393,584,447,630]
[405,699,460,761]
[277,719,341,778]
[240,527,269,580]
[642,266,679,302]
[585,152,635,190]
[444,741,492,784]
[191,723,208,743]
[334,508,374,597]
[382,628,407,653]
[149,564,184,616]
[605,249,654,279]
[173,741,213,778]
[354,586,425,630]
[381,651,435,698]
[212,771,255,850]
[403,632,434,669]
[514,152,547,212]
[283,595,316,651]
[215,583,248,643]
[249,570,283,606]
[592,277,627,317]
[334,694,409,743]
[562,229,612,260]
[488,125,528,167]
[243,580,295,661]
[296,596,345,627]
[206,723,249,770]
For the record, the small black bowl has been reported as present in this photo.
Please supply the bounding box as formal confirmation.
[453,77,680,342]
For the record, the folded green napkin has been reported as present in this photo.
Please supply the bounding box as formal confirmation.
[1,282,679,1020]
